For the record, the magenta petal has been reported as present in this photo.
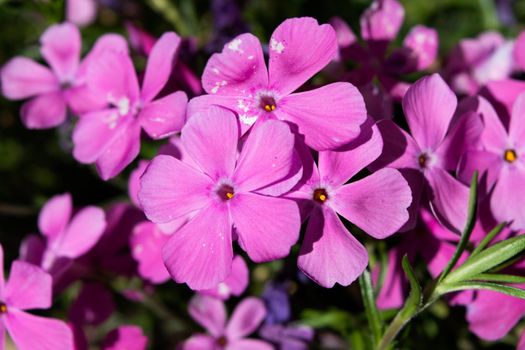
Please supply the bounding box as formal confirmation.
[139,91,187,139]
[182,334,218,350]
[369,119,420,171]
[5,310,74,350]
[102,325,148,350]
[140,32,181,102]
[481,79,525,121]
[66,0,97,27]
[86,50,140,103]
[38,193,72,240]
[402,73,457,150]
[188,295,227,337]
[458,150,501,188]
[228,339,274,350]
[298,208,368,288]
[72,109,127,163]
[139,155,212,223]
[255,147,303,197]
[128,160,149,208]
[18,235,46,267]
[0,245,4,295]
[318,119,382,187]
[95,121,142,180]
[231,193,300,262]
[4,261,51,310]
[491,166,525,230]
[519,329,525,350]
[376,245,409,310]
[268,17,337,95]
[360,0,404,44]
[203,33,268,95]
[402,25,438,71]
[200,255,249,300]
[277,82,366,151]
[40,23,81,83]
[234,120,296,192]
[466,289,525,341]
[226,297,266,339]
[509,92,525,143]
[162,203,232,290]
[1,57,58,100]
[69,283,115,326]
[515,31,525,71]
[182,106,238,179]
[333,168,411,239]
[20,91,67,129]
[54,206,106,258]
[435,112,483,171]
[130,221,170,284]
[426,167,470,233]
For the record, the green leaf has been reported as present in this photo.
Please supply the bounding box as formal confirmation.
[359,269,383,347]
[436,281,525,300]
[399,256,423,319]
[470,222,507,257]
[467,273,525,284]
[443,235,525,284]
[438,171,478,283]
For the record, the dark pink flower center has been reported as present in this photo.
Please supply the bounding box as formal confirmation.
[418,153,429,169]
[313,188,328,204]
[504,149,517,163]
[216,336,228,347]
[0,303,7,314]
[259,95,277,112]
[217,184,235,201]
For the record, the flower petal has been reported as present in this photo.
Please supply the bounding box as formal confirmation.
[200,255,249,300]
[182,106,238,180]
[234,120,296,192]
[162,203,233,290]
[509,92,525,144]
[515,30,525,71]
[298,207,368,288]
[268,17,337,95]
[402,25,438,71]
[1,57,58,99]
[231,193,300,262]
[139,91,187,139]
[426,167,470,233]
[202,33,268,95]
[130,221,170,284]
[54,206,106,259]
[40,23,81,83]
[102,325,148,350]
[228,339,274,350]
[226,297,266,339]
[276,82,366,151]
[188,294,227,337]
[139,155,213,223]
[95,121,142,180]
[491,165,525,230]
[66,0,97,27]
[38,193,72,240]
[5,261,51,310]
[360,0,404,54]
[402,73,457,150]
[182,335,219,350]
[458,150,502,188]
[20,92,67,129]
[318,118,382,188]
[141,32,181,102]
[69,283,115,326]
[5,310,74,350]
[333,168,412,239]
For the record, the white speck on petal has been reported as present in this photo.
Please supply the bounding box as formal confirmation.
[270,38,285,54]
[227,38,243,53]
[133,244,143,255]
[212,68,220,74]
[237,99,250,113]
[239,114,258,125]
[247,55,254,60]
[211,80,228,94]
[218,283,230,296]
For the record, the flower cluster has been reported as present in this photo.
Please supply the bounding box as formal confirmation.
[2,0,525,349]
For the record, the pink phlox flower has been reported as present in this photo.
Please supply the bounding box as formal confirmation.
[330,0,438,120]
[102,325,148,350]
[459,93,525,230]
[19,193,106,279]
[1,22,128,128]
[72,31,188,180]
[0,244,74,350]
[183,295,272,350]
[287,118,412,287]
[188,16,367,151]
[370,73,484,233]
[139,106,301,290]
[66,0,97,28]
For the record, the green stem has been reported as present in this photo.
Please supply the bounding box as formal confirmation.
[146,0,191,36]
[359,270,383,348]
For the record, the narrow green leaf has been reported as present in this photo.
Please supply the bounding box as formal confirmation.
[359,270,383,347]
[444,235,525,283]
[436,281,525,300]
[399,256,422,319]
[438,171,478,282]
[470,222,507,257]
[468,273,525,284]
